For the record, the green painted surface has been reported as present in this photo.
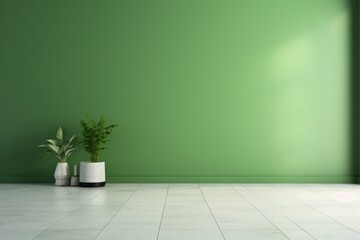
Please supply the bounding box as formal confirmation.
[357,0,360,183]
[0,0,352,183]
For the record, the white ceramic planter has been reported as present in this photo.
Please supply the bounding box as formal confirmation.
[79,161,106,187]
[54,162,70,186]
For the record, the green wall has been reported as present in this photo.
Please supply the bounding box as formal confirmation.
[0,0,353,183]
[355,0,360,184]
[359,0,360,184]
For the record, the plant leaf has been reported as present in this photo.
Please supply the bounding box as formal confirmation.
[46,139,58,145]
[56,126,63,141]
[79,116,118,159]
[65,148,77,158]
[69,135,77,144]
[39,127,78,162]
[48,144,60,154]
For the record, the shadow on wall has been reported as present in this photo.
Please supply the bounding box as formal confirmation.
[0,127,84,183]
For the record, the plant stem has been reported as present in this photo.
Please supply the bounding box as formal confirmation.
[91,152,98,162]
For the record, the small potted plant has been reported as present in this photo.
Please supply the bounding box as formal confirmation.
[79,116,118,187]
[38,126,78,186]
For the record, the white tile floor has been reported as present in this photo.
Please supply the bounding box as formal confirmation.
[0,184,360,240]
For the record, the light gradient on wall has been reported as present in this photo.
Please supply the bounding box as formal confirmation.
[0,0,352,182]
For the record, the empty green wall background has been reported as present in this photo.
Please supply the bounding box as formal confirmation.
[356,0,360,183]
[0,0,353,183]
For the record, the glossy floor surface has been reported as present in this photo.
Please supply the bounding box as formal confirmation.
[0,184,360,240]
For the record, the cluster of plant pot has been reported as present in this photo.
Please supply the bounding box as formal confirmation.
[38,116,118,187]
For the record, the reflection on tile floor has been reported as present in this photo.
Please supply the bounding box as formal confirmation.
[0,183,359,239]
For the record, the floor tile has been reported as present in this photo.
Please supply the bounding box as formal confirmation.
[223,230,288,240]
[105,221,160,230]
[95,230,158,240]
[0,230,41,240]
[266,217,300,231]
[0,183,359,240]
[59,215,113,223]
[288,216,349,231]
[158,230,224,240]
[217,219,277,231]
[0,221,54,230]
[160,222,219,230]
[281,230,315,240]
[307,230,360,240]
[32,230,100,240]
[48,222,108,230]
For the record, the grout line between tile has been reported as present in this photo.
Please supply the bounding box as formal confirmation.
[198,184,226,240]
[92,184,142,240]
[230,184,291,240]
[275,185,360,236]
[241,184,255,194]
[156,183,169,240]
[30,188,106,240]
[285,217,317,240]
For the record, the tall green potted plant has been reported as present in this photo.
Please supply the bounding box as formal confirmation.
[79,116,118,187]
[38,126,78,186]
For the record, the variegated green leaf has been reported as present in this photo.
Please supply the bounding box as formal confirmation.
[46,139,58,145]
[56,126,63,140]
[40,126,78,162]
[47,144,60,154]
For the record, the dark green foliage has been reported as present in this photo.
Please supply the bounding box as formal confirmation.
[79,116,118,162]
